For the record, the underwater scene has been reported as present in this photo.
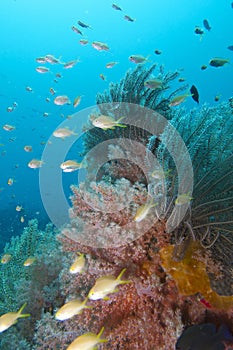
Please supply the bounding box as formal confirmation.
[0,0,233,349]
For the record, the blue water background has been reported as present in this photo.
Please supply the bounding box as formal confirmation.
[0,0,232,250]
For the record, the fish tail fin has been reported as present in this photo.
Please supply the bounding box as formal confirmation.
[18,303,30,318]
[117,268,127,280]
[80,159,88,169]
[151,203,158,208]
[116,116,125,123]
[18,313,31,319]
[82,295,89,305]
[58,56,65,64]
[119,279,132,285]
[72,127,78,136]
[116,116,127,127]
[185,89,193,96]
[82,295,93,308]
[116,123,127,128]
[117,268,131,284]
[97,327,105,339]
[147,197,157,207]
[18,303,27,314]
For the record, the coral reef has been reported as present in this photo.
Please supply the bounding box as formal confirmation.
[32,313,73,350]
[0,65,232,349]
[0,328,31,350]
[0,220,64,348]
[51,66,233,349]
[55,177,232,349]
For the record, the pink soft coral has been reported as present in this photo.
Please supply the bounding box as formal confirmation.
[54,179,232,349]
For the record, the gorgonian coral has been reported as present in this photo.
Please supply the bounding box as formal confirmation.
[1,65,232,350]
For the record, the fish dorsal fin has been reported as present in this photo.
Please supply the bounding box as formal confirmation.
[97,327,105,338]
[17,303,30,318]
[17,303,27,315]
[117,268,126,280]
[82,296,89,305]
[96,275,115,282]
[82,332,95,338]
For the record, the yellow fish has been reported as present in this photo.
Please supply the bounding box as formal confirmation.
[175,193,193,205]
[88,268,130,301]
[144,79,163,89]
[55,297,91,321]
[28,159,44,169]
[53,128,77,139]
[23,257,36,266]
[69,253,86,274]
[16,205,23,212]
[60,160,83,173]
[0,303,30,332]
[54,95,71,105]
[7,178,14,186]
[1,254,12,264]
[151,169,172,180]
[129,55,149,64]
[133,200,157,222]
[92,115,126,130]
[169,93,193,107]
[23,145,33,152]
[73,95,82,108]
[66,327,107,350]
[106,61,119,68]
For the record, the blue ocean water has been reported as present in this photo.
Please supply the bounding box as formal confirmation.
[0,0,232,249]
